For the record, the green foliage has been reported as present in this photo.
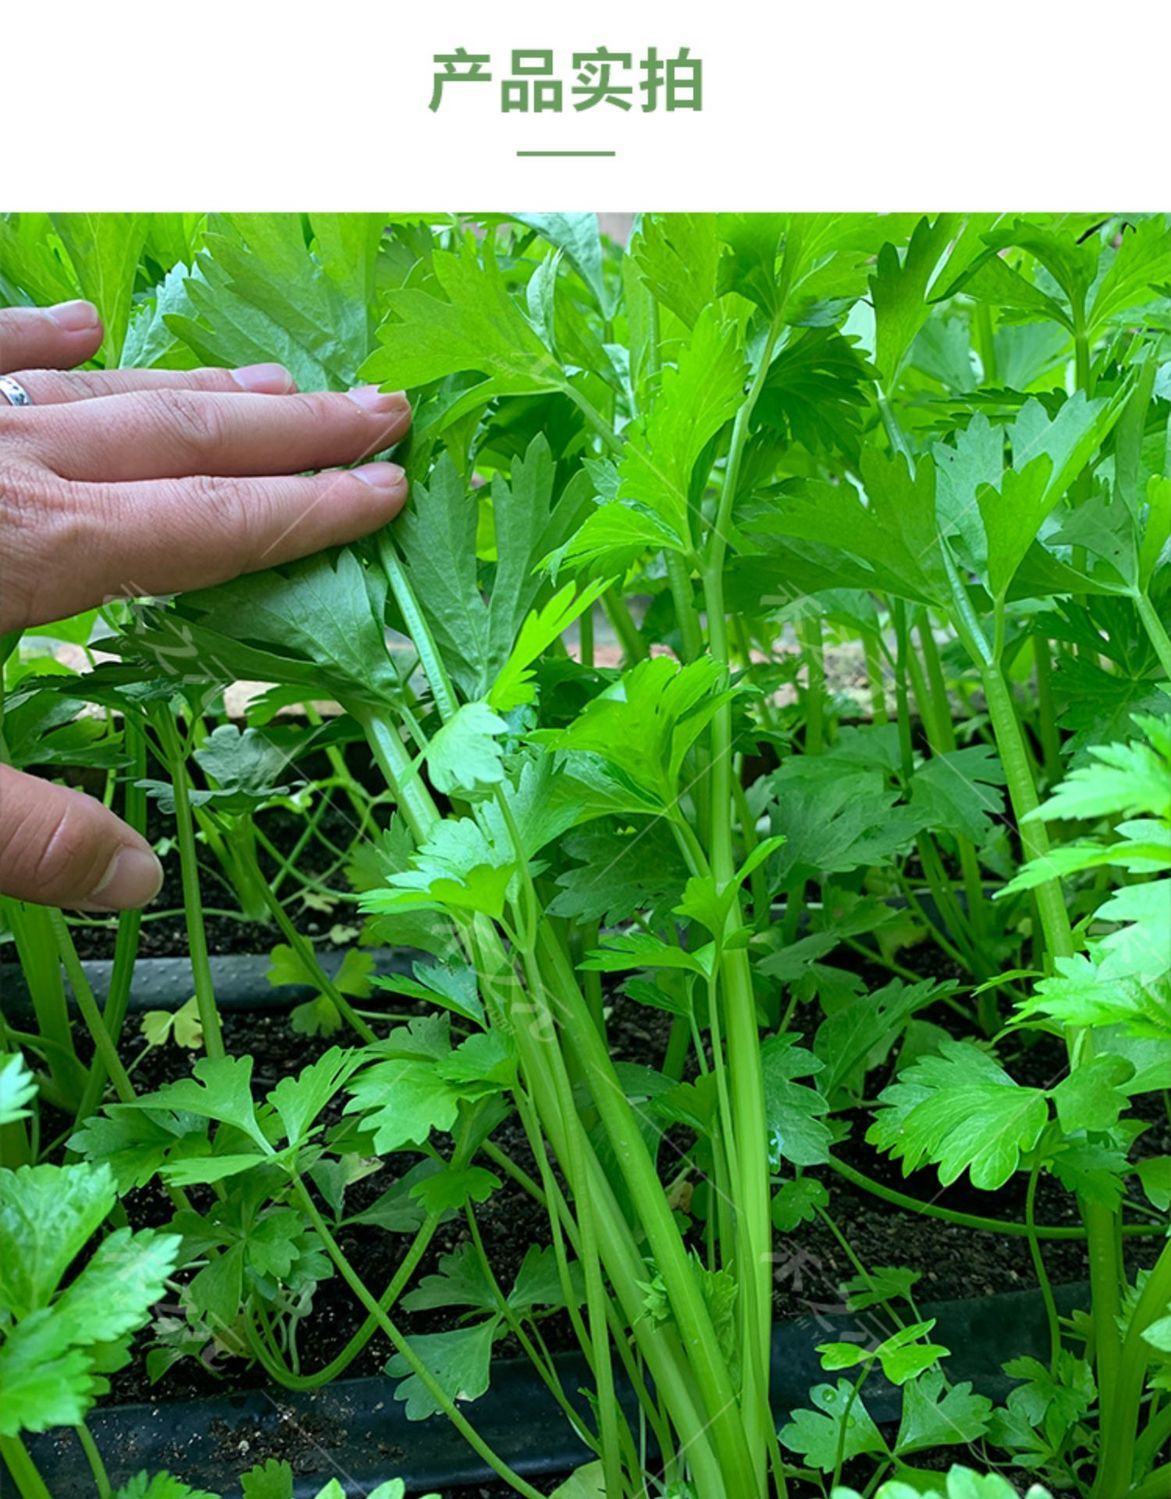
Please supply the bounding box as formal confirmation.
[0,1051,36,1127]
[111,1468,430,1499]
[867,1040,1049,1189]
[385,1319,498,1420]
[113,1475,219,1499]
[0,1163,179,1435]
[424,700,510,795]
[125,549,399,706]
[615,304,747,548]
[534,655,736,809]
[392,436,593,701]
[166,213,385,388]
[762,732,926,888]
[760,1035,832,1167]
[345,1016,515,1153]
[832,1471,1053,1499]
[780,1378,886,1469]
[48,213,148,364]
[756,329,875,460]
[5,208,1169,1499]
[1006,713,1171,986]
[361,233,568,428]
[632,213,721,328]
[818,1319,950,1386]
[141,724,291,813]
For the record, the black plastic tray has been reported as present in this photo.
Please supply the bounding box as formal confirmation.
[24,1283,1089,1497]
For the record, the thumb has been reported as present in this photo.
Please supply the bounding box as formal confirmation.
[0,765,163,910]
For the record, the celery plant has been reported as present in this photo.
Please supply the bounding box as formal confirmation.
[2,211,1168,1498]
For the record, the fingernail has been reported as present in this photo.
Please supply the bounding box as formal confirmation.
[231,362,294,393]
[85,846,164,911]
[347,386,410,417]
[352,462,407,494]
[48,299,101,333]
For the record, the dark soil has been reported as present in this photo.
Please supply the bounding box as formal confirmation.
[64,735,383,962]
[84,987,1166,1412]
[18,741,1170,1495]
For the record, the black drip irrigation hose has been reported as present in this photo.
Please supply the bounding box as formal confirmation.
[0,885,986,1022]
[24,1282,1091,1497]
[0,947,416,1019]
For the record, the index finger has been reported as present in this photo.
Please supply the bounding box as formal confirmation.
[10,361,296,404]
[6,463,411,630]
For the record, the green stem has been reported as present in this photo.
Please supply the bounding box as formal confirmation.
[878,391,914,461]
[246,862,376,1043]
[973,663,1136,1493]
[1070,307,1096,533]
[358,712,730,1494]
[75,725,148,1125]
[863,631,889,724]
[252,829,337,903]
[75,1424,111,1499]
[537,928,750,1495]
[579,600,595,669]
[979,666,1072,966]
[0,1435,53,1499]
[515,923,626,1498]
[522,1115,623,1491]
[916,620,992,950]
[701,310,785,1496]
[155,712,224,1060]
[914,830,979,969]
[667,550,704,664]
[292,1172,546,1499]
[358,709,440,844]
[195,811,269,922]
[892,600,916,780]
[1129,1465,1171,1499]
[491,1125,680,1478]
[799,614,825,754]
[705,975,741,1190]
[974,302,997,386]
[1033,634,1063,784]
[826,1155,1161,1240]
[895,604,991,977]
[379,534,460,721]
[47,909,136,1105]
[1136,591,1171,682]
[732,774,769,934]
[1025,1139,1062,1372]
[602,591,648,663]
[1074,311,1094,398]
[562,381,623,457]
[1134,1400,1171,1475]
[251,1198,442,1389]
[501,1026,719,1489]
[2,900,87,1097]
[303,702,371,825]
[1091,1237,1171,1498]
[892,867,972,974]
[465,1201,607,1464]
[362,520,744,1487]
[817,1208,908,1331]
[833,1366,875,1490]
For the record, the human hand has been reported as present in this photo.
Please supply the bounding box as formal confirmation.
[0,299,411,911]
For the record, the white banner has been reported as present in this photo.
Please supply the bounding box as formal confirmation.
[6,0,1167,208]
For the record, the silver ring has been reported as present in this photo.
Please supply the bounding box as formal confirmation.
[0,374,33,407]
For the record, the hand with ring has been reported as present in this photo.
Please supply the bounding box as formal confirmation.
[0,300,411,911]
